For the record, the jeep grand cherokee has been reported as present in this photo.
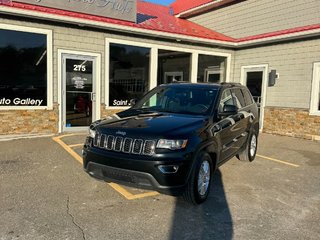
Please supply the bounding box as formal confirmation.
[83,83,259,204]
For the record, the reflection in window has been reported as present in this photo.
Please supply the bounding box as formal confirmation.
[0,29,47,106]
[231,88,246,109]
[158,50,191,85]
[219,89,233,112]
[198,55,227,83]
[109,43,150,107]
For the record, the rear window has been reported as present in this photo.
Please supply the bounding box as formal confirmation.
[241,88,254,106]
[231,88,246,109]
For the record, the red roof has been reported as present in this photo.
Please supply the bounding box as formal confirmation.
[0,1,234,42]
[237,24,320,42]
[171,0,212,15]
[1,1,319,45]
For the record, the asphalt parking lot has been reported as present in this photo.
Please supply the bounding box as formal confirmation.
[0,133,319,240]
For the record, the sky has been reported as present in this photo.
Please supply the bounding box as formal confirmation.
[144,0,176,6]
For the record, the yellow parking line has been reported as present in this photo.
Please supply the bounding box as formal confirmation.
[53,134,160,200]
[52,135,82,164]
[108,183,159,200]
[257,154,300,168]
[69,143,84,148]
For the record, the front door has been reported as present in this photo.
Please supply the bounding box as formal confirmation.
[241,65,268,129]
[62,54,97,131]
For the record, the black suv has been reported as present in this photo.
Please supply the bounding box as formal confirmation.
[83,83,259,204]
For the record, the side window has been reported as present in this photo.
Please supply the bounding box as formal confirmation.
[242,88,254,106]
[231,88,246,109]
[219,89,234,112]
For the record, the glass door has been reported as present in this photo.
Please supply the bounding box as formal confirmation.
[241,65,268,130]
[63,55,96,130]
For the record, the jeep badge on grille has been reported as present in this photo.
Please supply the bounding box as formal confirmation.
[116,131,126,136]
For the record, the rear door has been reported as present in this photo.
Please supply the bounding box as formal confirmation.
[214,88,249,161]
[230,88,251,150]
[215,89,239,161]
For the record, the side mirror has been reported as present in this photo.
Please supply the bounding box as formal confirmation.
[129,98,137,106]
[220,104,238,116]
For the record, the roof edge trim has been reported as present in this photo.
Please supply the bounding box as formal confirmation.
[175,0,238,18]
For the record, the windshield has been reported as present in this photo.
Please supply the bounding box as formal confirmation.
[133,85,218,115]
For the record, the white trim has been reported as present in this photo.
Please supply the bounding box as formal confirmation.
[238,28,320,47]
[0,23,53,110]
[0,5,320,49]
[310,62,320,116]
[58,49,101,133]
[226,55,232,82]
[176,0,224,17]
[105,37,232,57]
[240,64,269,130]
[149,47,158,90]
[104,38,232,109]
[190,52,198,83]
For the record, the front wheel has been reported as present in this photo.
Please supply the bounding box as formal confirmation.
[183,152,213,205]
[237,131,258,162]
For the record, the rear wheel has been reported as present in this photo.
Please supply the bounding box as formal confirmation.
[237,131,258,162]
[183,152,213,205]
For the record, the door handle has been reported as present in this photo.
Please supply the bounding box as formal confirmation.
[91,93,96,102]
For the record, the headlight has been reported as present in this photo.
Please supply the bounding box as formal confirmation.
[89,128,96,138]
[156,139,188,150]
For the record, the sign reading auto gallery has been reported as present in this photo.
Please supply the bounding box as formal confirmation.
[13,0,137,22]
[0,98,44,106]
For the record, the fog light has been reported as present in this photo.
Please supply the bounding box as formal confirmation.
[158,165,179,174]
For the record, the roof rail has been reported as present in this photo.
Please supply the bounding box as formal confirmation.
[170,80,190,84]
[220,82,242,87]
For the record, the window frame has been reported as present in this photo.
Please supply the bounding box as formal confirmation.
[0,23,53,110]
[310,62,320,116]
[105,38,232,109]
[218,89,234,113]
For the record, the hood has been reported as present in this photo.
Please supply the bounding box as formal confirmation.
[95,110,208,138]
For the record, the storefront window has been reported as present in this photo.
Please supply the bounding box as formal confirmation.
[109,43,150,107]
[197,55,227,83]
[157,50,191,85]
[0,29,47,107]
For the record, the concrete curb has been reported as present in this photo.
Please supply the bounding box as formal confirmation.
[0,133,56,142]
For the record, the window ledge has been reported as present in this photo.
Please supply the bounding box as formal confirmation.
[0,106,53,111]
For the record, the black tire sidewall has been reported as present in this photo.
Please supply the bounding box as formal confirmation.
[193,152,213,203]
[248,131,258,162]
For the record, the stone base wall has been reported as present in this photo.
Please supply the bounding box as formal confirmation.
[263,107,320,140]
[100,105,123,118]
[0,104,59,135]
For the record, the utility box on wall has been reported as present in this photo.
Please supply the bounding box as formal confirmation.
[269,70,279,86]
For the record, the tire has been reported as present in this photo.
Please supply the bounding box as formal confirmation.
[237,130,258,162]
[183,152,213,205]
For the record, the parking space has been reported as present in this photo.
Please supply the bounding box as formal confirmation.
[53,134,160,200]
[0,133,319,240]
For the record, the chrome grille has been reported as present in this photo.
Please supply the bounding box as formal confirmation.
[99,134,106,148]
[143,140,156,155]
[106,135,114,150]
[123,138,133,153]
[114,137,123,152]
[132,139,143,154]
[94,133,156,156]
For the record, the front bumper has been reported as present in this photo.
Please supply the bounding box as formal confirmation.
[83,142,194,196]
